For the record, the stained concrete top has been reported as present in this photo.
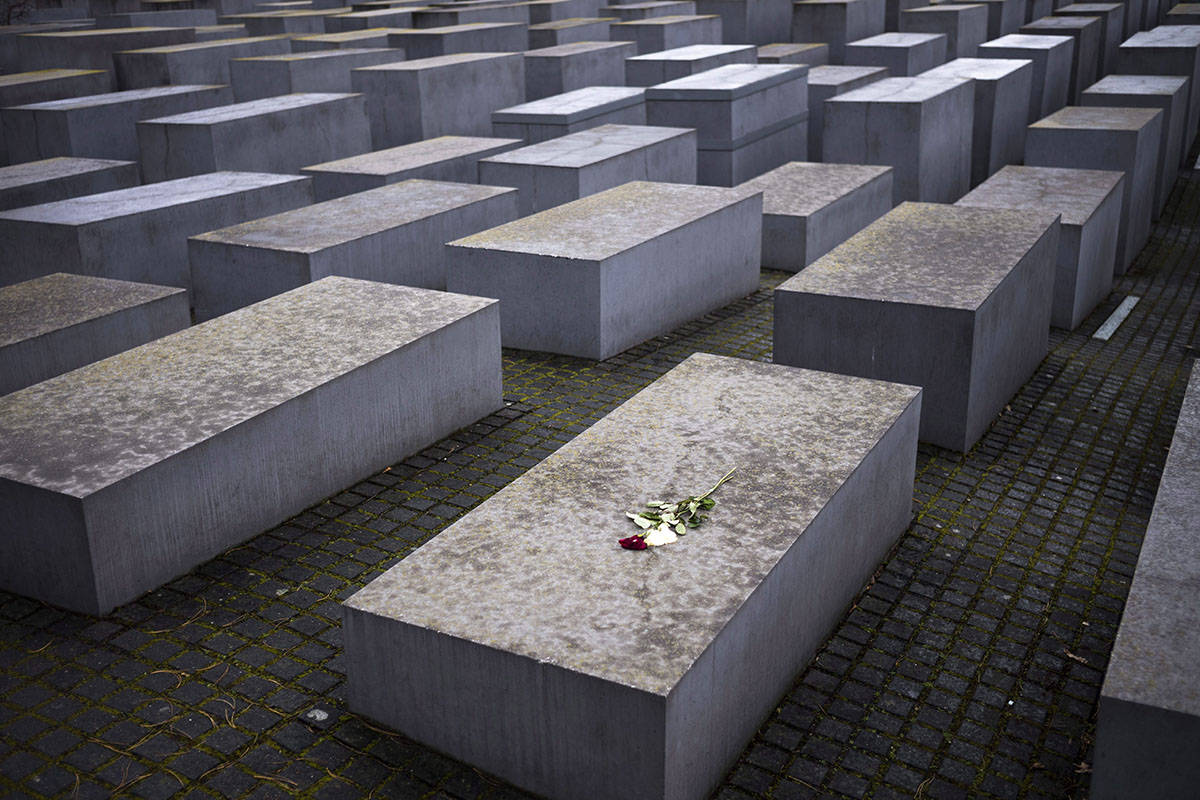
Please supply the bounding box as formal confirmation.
[385,21,524,33]
[354,50,516,70]
[0,277,495,498]
[626,43,754,61]
[449,180,754,261]
[530,16,615,29]
[118,34,290,53]
[228,8,353,19]
[303,135,520,175]
[610,13,718,26]
[524,40,633,56]
[0,68,107,88]
[295,29,395,44]
[1030,105,1162,131]
[0,273,184,349]
[481,123,693,167]
[0,172,309,226]
[344,352,922,696]
[233,46,396,62]
[808,63,888,88]
[759,42,825,57]
[955,164,1123,227]
[493,86,644,124]
[0,157,135,192]
[1021,15,1100,32]
[776,202,1060,310]
[140,92,358,124]
[1083,74,1190,97]
[739,161,893,217]
[1121,26,1200,47]
[1056,2,1122,11]
[849,32,946,47]
[8,84,225,112]
[19,25,191,39]
[830,75,971,103]
[978,32,1073,50]
[919,56,1033,81]
[903,2,986,12]
[192,179,515,252]
[646,62,806,99]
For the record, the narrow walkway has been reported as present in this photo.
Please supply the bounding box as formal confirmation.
[0,172,1196,799]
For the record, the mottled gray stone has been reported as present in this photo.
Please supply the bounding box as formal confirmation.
[887,0,926,32]
[1165,2,1200,24]
[774,202,1059,451]
[845,32,949,76]
[0,172,313,292]
[302,135,522,200]
[527,16,614,47]
[1092,365,1200,800]
[806,63,888,159]
[823,76,974,203]
[1054,3,1123,74]
[738,161,893,270]
[0,69,112,165]
[1025,105,1162,273]
[16,26,196,74]
[694,0,792,43]
[477,122,697,213]
[1117,28,1200,156]
[492,86,645,143]
[225,8,349,36]
[229,47,407,100]
[977,32,1073,121]
[624,42,755,85]
[609,14,723,55]
[97,9,219,27]
[384,22,528,57]
[1082,74,1188,216]
[919,57,1033,187]
[352,52,525,147]
[1116,0,1144,34]
[0,157,139,211]
[602,1,697,21]
[190,179,518,318]
[0,277,501,614]
[0,273,189,396]
[1,84,232,164]
[112,34,293,89]
[343,351,921,800]
[446,181,761,358]
[0,21,94,74]
[1020,15,1100,101]
[900,3,988,57]
[525,0,602,23]
[932,0,1024,38]
[523,41,635,100]
[791,0,886,62]
[757,42,829,63]
[195,24,252,41]
[137,93,372,181]
[956,164,1122,328]
[412,3,532,27]
[292,28,393,49]
[323,7,417,28]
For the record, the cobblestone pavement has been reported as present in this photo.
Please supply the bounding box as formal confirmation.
[1,165,1197,800]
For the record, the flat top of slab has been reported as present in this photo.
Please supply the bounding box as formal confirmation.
[386,21,523,32]
[759,42,826,55]
[776,202,1060,310]
[354,50,516,69]
[626,43,755,61]
[830,75,971,103]
[1031,105,1162,131]
[0,277,494,497]
[481,122,693,167]
[20,25,189,38]
[120,34,289,53]
[808,63,889,86]
[978,32,1074,49]
[295,29,394,41]
[449,180,752,260]
[918,56,1032,80]
[0,68,107,87]
[524,40,632,56]
[303,135,519,174]
[493,86,643,123]
[1056,2,1121,10]
[233,46,396,61]
[1083,74,1190,96]
[1021,15,1098,30]
[0,157,135,191]
[955,164,1123,226]
[530,16,615,29]
[610,13,718,25]
[739,161,893,217]
[849,32,946,46]
[0,171,308,226]
[646,63,806,99]
[903,2,985,12]
[0,273,184,349]
[192,179,515,252]
[141,92,357,124]
[344,352,922,696]
[9,84,225,112]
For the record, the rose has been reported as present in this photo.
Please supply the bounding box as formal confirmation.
[619,535,647,550]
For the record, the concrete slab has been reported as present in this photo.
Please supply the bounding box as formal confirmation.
[0,22,95,74]
[0,276,501,615]
[887,0,926,31]
[302,135,521,200]
[1020,14,1101,101]
[342,351,921,800]
[624,42,755,84]
[0,69,113,165]
[823,76,974,203]
[138,92,371,181]
[492,85,645,142]
[1054,2,1123,74]
[844,31,949,75]
[0,158,139,211]
[602,1,697,20]
[1165,2,1200,24]
[932,0,1024,37]
[412,3,531,26]
[323,7,417,28]
[523,40,635,100]
[525,0,603,23]
[195,24,254,41]
[791,0,886,62]
[16,26,196,74]
[694,0,792,43]
[0,273,189,396]
[112,34,292,88]
[446,181,761,358]
[609,14,723,54]
[477,122,697,213]
[1117,27,1200,154]
[900,3,989,57]
[758,41,830,63]
[1024,105,1162,273]
[98,9,220,26]
[806,63,888,159]
[977,32,1073,121]
[956,164,1123,328]
[0,171,313,291]
[352,52,525,146]
[225,8,353,36]
[229,46,407,99]
[291,28,393,48]
[774,201,1059,451]
[384,21,528,56]
[527,16,614,47]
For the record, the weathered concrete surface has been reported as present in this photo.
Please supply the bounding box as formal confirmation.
[791,0,886,62]
[412,3,532,27]
[477,123,697,214]
[1165,2,1200,24]
[292,29,393,49]
[0,157,139,211]
[806,64,888,159]
[0,22,95,74]
[739,161,894,270]
[229,47,407,100]
[1024,105,1162,273]
[602,1,697,21]
[977,32,1073,122]
[16,26,196,74]
[774,202,1059,451]
[694,0,792,43]
[758,41,829,63]
[1117,27,1200,154]
[524,41,633,99]
[1053,2,1124,74]
[492,86,645,143]
[900,3,989,57]
[0,172,313,291]
[527,16,614,47]
[343,351,921,800]
[189,179,519,317]
[1019,14,1100,101]
[932,0,1024,38]
[446,181,761,359]
[956,164,1123,329]
[844,31,949,75]
[323,7,417,28]
[98,9,220,27]
[0,273,189,396]
[303,135,522,200]
[609,14,723,54]
[112,34,293,88]
[225,8,352,36]
[0,69,112,164]
[526,0,603,22]
[137,92,372,181]
[0,277,502,615]
[195,24,253,42]
[352,52,525,146]
[385,22,528,56]
[624,42,755,85]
